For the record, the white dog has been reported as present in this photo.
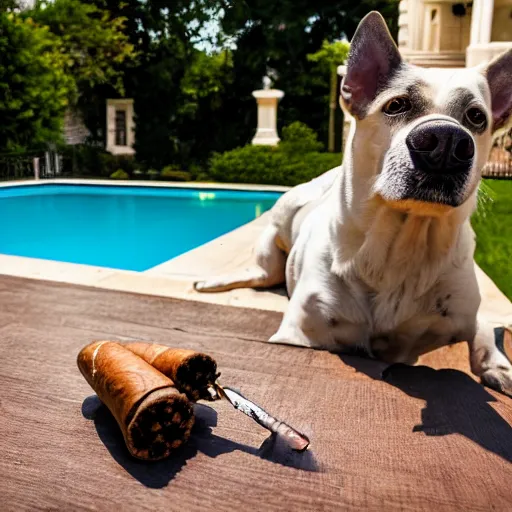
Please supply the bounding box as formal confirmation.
[195,12,512,396]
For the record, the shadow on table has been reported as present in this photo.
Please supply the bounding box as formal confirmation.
[338,353,512,464]
[82,397,318,488]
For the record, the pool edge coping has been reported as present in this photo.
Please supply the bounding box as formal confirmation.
[0,178,290,193]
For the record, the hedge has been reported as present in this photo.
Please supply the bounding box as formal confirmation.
[208,122,342,187]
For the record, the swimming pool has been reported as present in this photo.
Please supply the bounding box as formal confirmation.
[0,184,282,271]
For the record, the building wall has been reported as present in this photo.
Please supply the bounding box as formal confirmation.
[492,0,512,42]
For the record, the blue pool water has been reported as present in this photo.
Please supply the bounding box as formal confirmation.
[0,184,281,271]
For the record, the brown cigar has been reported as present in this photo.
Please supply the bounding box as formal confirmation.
[123,342,219,401]
[77,341,195,461]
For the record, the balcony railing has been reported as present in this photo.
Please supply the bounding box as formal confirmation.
[483,127,512,179]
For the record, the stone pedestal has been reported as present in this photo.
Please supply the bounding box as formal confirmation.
[251,89,284,146]
[466,0,511,67]
[466,41,512,67]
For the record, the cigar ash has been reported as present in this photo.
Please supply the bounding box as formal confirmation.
[176,354,220,401]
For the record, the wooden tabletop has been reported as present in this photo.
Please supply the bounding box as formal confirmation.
[1,275,511,511]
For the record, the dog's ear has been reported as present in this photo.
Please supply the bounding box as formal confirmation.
[341,11,402,119]
[484,49,512,132]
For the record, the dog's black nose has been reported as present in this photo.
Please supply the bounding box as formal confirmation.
[406,122,474,173]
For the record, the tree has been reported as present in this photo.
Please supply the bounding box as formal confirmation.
[0,0,17,11]
[0,13,73,151]
[81,0,234,168]
[80,1,398,168]
[308,40,350,152]
[28,0,137,102]
[220,0,399,150]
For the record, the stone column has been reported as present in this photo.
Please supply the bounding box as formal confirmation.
[251,89,284,146]
[480,0,495,44]
[470,0,494,45]
[470,0,483,45]
[467,0,502,67]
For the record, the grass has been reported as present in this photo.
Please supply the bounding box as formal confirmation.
[472,179,512,300]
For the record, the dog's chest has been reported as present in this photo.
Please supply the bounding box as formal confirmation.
[368,283,454,329]
[364,288,473,362]
[326,283,466,356]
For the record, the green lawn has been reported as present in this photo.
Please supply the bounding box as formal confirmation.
[472,179,512,300]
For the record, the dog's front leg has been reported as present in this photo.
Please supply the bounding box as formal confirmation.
[268,287,327,349]
[269,273,342,350]
[468,317,512,397]
[269,277,367,352]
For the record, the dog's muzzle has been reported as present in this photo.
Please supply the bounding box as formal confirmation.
[376,118,478,211]
[406,121,474,175]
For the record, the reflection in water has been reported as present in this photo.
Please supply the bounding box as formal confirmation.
[198,192,216,201]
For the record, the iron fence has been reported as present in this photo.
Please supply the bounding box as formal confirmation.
[0,153,37,181]
[0,149,66,181]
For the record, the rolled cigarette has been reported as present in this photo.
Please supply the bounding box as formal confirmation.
[123,342,219,401]
[77,341,195,461]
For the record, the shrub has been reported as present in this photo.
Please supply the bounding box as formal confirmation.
[209,145,281,184]
[160,165,192,181]
[99,152,118,176]
[60,144,140,178]
[209,146,341,186]
[188,163,206,181]
[60,144,109,177]
[279,122,324,154]
[132,169,146,180]
[115,155,137,174]
[110,169,129,180]
[147,168,160,180]
[208,122,342,187]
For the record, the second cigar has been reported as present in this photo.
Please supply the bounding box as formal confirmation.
[123,342,219,401]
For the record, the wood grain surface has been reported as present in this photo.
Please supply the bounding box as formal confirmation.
[0,275,511,511]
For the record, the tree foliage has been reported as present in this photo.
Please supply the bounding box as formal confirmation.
[0,0,400,167]
[218,0,399,153]
[308,40,350,151]
[0,0,136,152]
[308,40,350,76]
[83,0,236,168]
[0,13,73,151]
[29,0,137,100]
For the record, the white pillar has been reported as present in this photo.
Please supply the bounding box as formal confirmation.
[251,89,284,146]
[33,157,40,180]
[470,0,483,45]
[480,0,495,44]
[45,152,51,177]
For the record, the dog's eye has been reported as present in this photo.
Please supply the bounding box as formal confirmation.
[383,97,411,116]
[465,107,487,129]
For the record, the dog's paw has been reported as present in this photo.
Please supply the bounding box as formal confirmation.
[481,366,512,397]
[193,280,205,292]
[193,280,219,293]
